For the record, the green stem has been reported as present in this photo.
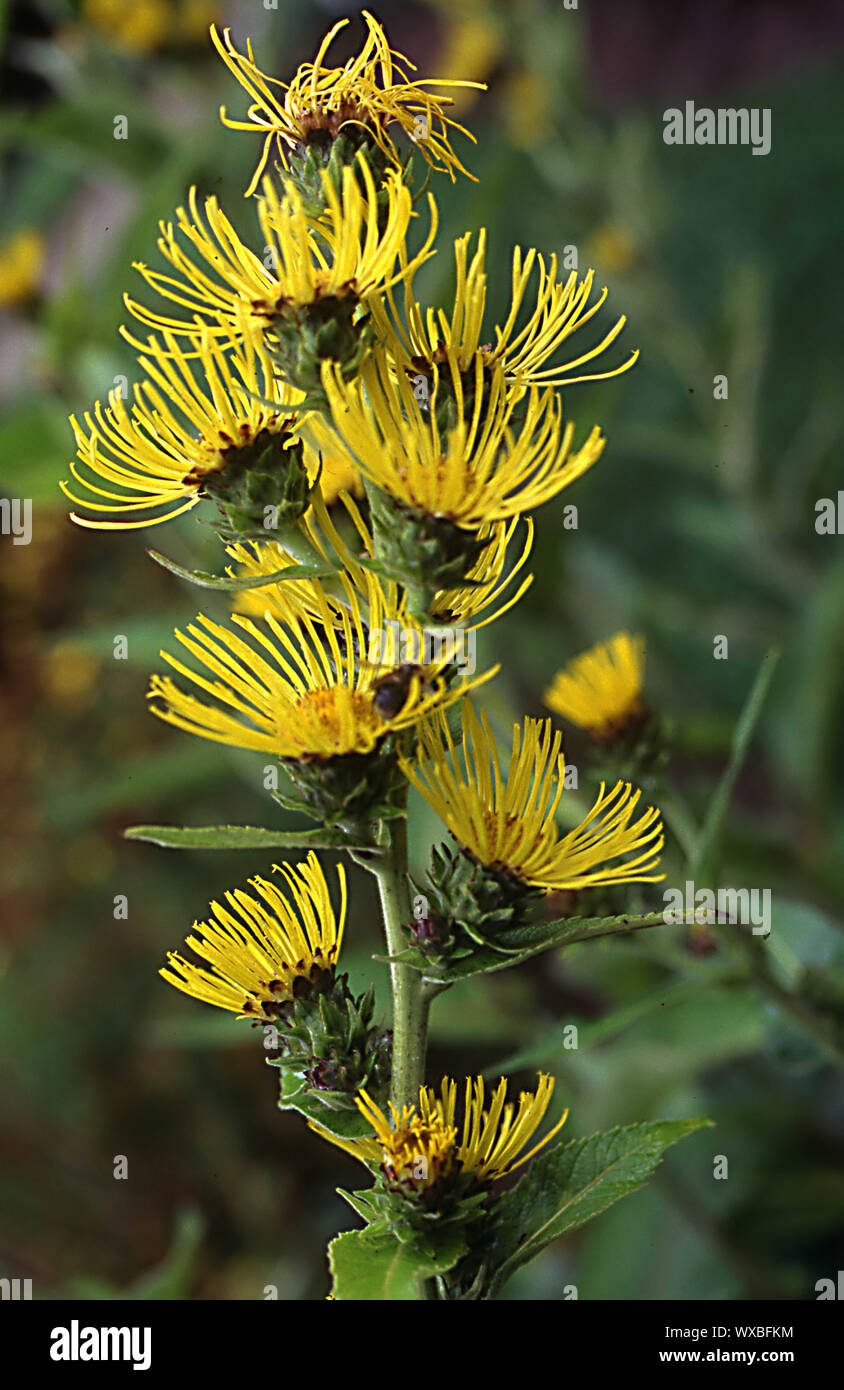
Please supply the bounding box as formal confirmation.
[370,809,427,1110]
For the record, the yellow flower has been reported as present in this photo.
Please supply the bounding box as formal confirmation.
[320,346,605,527]
[544,632,646,739]
[61,317,301,529]
[83,0,169,54]
[372,227,638,391]
[149,575,495,761]
[124,162,436,361]
[587,222,638,277]
[311,1073,567,1189]
[0,228,45,306]
[161,852,345,1021]
[211,15,483,196]
[401,700,664,891]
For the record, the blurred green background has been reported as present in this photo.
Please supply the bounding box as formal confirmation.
[1,0,843,1300]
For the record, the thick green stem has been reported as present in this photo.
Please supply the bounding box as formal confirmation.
[371,811,427,1109]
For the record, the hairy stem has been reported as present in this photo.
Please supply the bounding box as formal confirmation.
[371,809,427,1109]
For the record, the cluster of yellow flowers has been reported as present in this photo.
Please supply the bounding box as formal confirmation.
[64,16,663,1194]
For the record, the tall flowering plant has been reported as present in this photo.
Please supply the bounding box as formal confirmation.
[63,14,709,1300]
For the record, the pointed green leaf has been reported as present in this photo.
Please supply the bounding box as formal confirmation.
[276,1071,374,1141]
[689,645,781,878]
[486,1117,713,1296]
[407,911,669,984]
[147,548,335,591]
[124,824,363,851]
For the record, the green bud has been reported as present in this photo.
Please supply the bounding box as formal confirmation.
[269,974,392,1112]
[423,840,544,953]
[270,294,374,399]
[366,485,489,620]
[286,130,392,216]
[273,735,409,827]
[199,426,312,536]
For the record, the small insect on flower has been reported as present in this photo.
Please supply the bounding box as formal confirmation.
[148,573,495,762]
[544,632,646,741]
[401,699,665,891]
[310,1073,567,1194]
[370,663,437,720]
[160,852,346,1022]
[370,227,639,393]
[211,14,484,196]
[61,315,304,530]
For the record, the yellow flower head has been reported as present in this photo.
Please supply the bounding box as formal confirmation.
[124,160,436,355]
[401,700,664,891]
[161,852,345,1021]
[62,317,301,529]
[211,15,483,195]
[312,1073,567,1191]
[83,0,169,55]
[320,346,605,528]
[148,575,495,761]
[0,228,45,306]
[371,227,638,391]
[544,632,646,739]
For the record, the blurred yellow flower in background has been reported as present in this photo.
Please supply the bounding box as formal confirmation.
[82,0,170,54]
[82,0,217,53]
[587,222,639,277]
[544,632,646,739]
[0,229,45,307]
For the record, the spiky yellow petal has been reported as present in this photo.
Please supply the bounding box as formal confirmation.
[61,316,301,530]
[148,575,496,761]
[400,700,664,891]
[310,1072,568,1188]
[319,346,604,528]
[123,162,437,351]
[370,227,638,391]
[211,16,483,195]
[161,852,345,1021]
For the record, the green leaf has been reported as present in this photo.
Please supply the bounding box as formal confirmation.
[328,1227,466,1301]
[689,645,781,878]
[403,912,669,983]
[123,823,365,851]
[276,1071,375,1141]
[147,549,336,591]
[485,1118,713,1296]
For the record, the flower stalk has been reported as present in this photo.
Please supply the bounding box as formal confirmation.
[369,800,427,1110]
